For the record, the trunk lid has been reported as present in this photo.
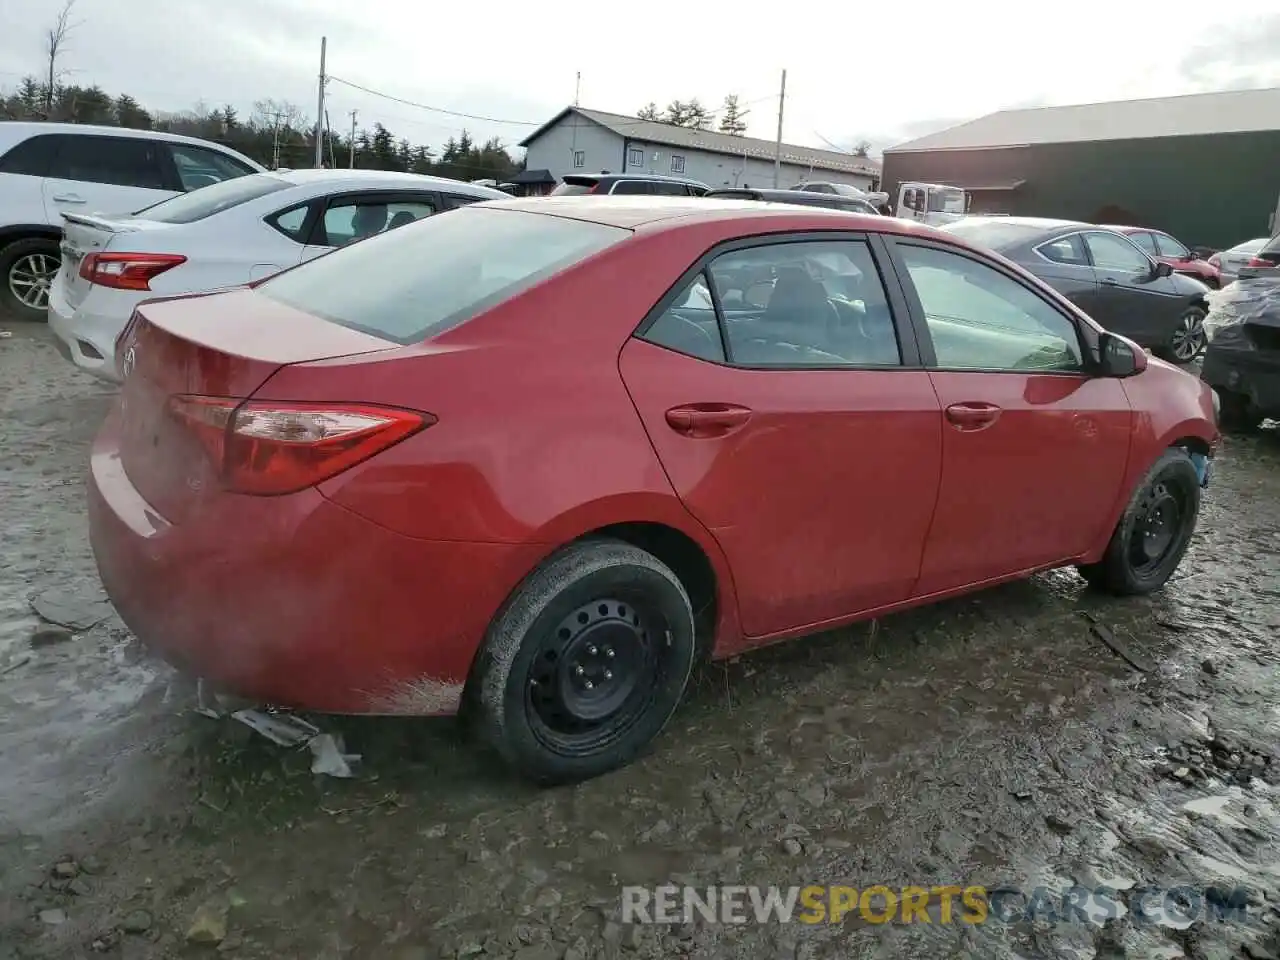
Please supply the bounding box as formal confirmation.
[116,288,399,523]
[58,213,184,310]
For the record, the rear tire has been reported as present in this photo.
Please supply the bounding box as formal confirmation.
[1076,447,1201,596]
[0,237,60,320]
[473,538,697,785]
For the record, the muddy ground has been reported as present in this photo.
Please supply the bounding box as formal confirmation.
[2,319,1280,960]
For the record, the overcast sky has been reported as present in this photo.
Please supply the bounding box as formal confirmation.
[2,0,1278,157]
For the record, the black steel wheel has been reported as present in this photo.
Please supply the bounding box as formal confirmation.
[1077,447,1201,595]
[474,538,697,785]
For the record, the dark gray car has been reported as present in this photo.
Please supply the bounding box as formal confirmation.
[939,216,1212,363]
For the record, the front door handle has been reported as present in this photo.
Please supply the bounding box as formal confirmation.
[945,402,1002,431]
[665,403,752,438]
[1099,277,1118,286]
[51,194,86,203]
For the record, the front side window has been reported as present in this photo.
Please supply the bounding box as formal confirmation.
[168,144,255,191]
[1085,232,1152,274]
[1155,233,1190,259]
[257,207,628,344]
[134,172,290,223]
[50,135,167,190]
[898,244,1083,372]
[1036,233,1090,266]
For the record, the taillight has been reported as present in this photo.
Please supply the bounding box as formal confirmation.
[167,396,432,496]
[79,252,187,290]
[1244,256,1273,268]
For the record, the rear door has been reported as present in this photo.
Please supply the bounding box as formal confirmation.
[42,134,177,220]
[619,232,942,638]
[884,236,1131,594]
[1029,231,1102,314]
[298,190,442,261]
[1082,229,1184,344]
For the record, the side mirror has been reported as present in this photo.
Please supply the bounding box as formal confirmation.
[1189,250,1201,260]
[1153,261,1174,279]
[1098,332,1147,377]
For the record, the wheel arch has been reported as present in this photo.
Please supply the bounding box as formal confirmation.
[0,225,62,248]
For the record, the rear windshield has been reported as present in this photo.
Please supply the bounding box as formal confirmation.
[939,219,1049,251]
[256,207,629,344]
[550,176,598,197]
[132,173,291,223]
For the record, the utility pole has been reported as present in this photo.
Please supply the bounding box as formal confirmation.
[348,110,358,169]
[325,110,336,168]
[773,69,786,188]
[574,72,580,107]
[267,111,285,169]
[314,36,327,169]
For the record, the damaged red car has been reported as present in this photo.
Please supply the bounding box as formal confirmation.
[89,196,1220,784]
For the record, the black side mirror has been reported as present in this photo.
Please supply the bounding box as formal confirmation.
[1189,250,1201,260]
[1098,332,1146,377]
[1153,261,1174,279]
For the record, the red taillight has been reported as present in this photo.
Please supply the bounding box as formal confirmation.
[79,252,187,290]
[1244,256,1273,268]
[167,396,432,496]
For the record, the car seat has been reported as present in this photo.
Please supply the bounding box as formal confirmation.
[387,211,417,230]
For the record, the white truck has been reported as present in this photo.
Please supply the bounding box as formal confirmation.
[895,182,970,226]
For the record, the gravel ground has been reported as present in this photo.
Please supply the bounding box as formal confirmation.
[2,320,1280,960]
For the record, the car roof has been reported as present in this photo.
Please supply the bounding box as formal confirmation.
[1098,223,1155,233]
[959,215,1092,232]
[0,121,261,157]
[478,194,938,235]
[563,172,709,185]
[271,168,508,198]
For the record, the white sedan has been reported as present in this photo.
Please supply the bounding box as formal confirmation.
[47,169,508,382]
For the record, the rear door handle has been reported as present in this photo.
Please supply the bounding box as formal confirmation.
[665,403,752,438]
[945,402,1002,431]
[51,194,86,204]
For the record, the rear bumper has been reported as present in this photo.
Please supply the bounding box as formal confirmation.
[47,284,143,383]
[1201,342,1280,415]
[88,413,543,715]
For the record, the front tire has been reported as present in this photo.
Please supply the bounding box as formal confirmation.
[0,237,60,320]
[1076,447,1201,596]
[1156,306,1207,364]
[474,538,697,785]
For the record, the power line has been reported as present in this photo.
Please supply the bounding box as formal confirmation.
[327,75,543,125]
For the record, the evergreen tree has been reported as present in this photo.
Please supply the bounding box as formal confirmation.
[718,94,748,136]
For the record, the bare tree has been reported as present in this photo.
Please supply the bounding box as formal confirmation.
[43,0,80,118]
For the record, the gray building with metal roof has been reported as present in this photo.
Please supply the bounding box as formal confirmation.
[880,87,1280,250]
[520,106,881,193]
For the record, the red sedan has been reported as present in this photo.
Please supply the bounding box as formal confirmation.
[1104,225,1222,288]
[89,197,1219,784]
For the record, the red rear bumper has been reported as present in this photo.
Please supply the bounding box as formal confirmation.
[87,418,542,715]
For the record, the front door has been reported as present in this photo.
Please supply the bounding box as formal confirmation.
[887,238,1132,595]
[1081,230,1184,345]
[620,235,942,638]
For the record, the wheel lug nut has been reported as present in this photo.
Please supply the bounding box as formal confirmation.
[604,670,613,681]
[604,648,615,659]
[574,665,585,676]
[584,680,594,689]
[588,645,598,655]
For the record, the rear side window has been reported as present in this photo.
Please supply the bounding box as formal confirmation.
[133,173,291,223]
[168,144,256,191]
[49,135,167,189]
[649,181,691,196]
[610,180,652,195]
[0,134,57,176]
[1128,231,1157,255]
[550,177,597,196]
[257,207,629,344]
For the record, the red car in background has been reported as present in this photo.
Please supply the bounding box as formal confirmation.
[89,197,1220,785]
[1104,225,1222,287]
